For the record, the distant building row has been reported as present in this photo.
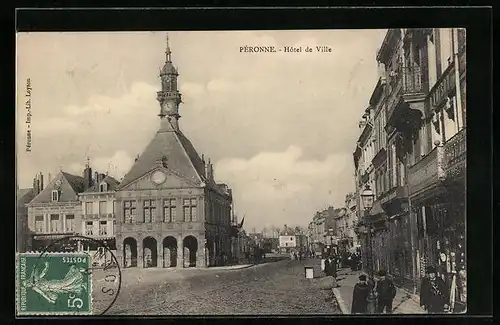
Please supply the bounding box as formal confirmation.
[306,203,359,256]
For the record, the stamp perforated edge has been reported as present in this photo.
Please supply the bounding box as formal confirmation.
[16,252,93,316]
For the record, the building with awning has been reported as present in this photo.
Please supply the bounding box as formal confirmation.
[27,169,90,252]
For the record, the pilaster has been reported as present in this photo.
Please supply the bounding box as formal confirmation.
[177,235,183,268]
[137,241,143,268]
[157,241,163,268]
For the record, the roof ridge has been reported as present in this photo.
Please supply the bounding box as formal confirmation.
[172,130,204,184]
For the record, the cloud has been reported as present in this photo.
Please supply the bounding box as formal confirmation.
[67,150,134,180]
[215,146,353,230]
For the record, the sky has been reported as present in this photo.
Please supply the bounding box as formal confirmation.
[16,30,387,232]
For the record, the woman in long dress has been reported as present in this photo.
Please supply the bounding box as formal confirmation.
[27,261,87,304]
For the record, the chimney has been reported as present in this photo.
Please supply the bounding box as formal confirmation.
[48,173,52,183]
[32,177,37,193]
[378,62,387,83]
[83,162,92,190]
[36,178,40,194]
[209,161,214,181]
[39,172,44,191]
[205,158,211,181]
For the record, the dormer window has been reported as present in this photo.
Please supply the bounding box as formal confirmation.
[51,190,59,202]
[99,182,107,192]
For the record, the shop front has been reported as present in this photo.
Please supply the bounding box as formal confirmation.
[31,233,77,252]
[408,129,466,312]
[380,186,415,290]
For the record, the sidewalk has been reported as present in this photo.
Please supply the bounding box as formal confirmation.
[332,268,426,314]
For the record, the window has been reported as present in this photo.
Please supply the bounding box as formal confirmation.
[439,28,453,73]
[163,199,176,222]
[85,202,93,215]
[144,199,156,223]
[113,201,116,214]
[123,200,136,224]
[183,198,197,222]
[99,201,107,215]
[444,95,459,141]
[99,221,107,235]
[51,190,59,202]
[50,214,60,233]
[86,221,94,235]
[391,143,397,188]
[100,183,107,192]
[65,214,75,232]
[35,215,44,232]
[399,160,406,186]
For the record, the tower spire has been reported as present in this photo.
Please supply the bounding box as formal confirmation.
[157,33,182,131]
[165,33,172,62]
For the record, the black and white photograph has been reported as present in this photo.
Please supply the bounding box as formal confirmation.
[16,26,467,316]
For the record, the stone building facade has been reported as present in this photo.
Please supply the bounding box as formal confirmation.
[114,37,233,269]
[78,171,120,251]
[27,171,87,251]
[352,28,466,311]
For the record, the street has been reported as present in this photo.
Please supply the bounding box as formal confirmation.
[101,258,340,315]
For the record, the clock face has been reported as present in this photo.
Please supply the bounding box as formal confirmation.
[166,101,176,111]
[151,170,166,185]
[55,180,62,187]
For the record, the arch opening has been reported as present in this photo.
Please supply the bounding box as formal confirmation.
[123,237,138,268]
[143,236,158,268]
[183,235,198,268]
[162,236,178,268]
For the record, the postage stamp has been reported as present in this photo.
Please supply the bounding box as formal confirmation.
[16,252,92,315]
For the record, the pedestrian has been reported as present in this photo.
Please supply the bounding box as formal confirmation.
[329,255,337,278]
[375,270,397,314]
[351,274,370,314]
[420,266,450,314]
[324,256,330,275]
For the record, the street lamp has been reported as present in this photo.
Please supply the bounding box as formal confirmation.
[328,228,334,255]
[360,184,376,314]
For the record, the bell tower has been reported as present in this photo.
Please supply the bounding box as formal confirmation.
[157,34,182,131]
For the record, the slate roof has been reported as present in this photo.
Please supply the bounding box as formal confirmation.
[119,119,205,189]
[17,188,36,207]
[29,171,85,205]
[83,175,120,193]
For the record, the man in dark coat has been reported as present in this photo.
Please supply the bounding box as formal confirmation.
[420,266,450,314]
[375,270,397,314]
[329,255,337,278]
[351,274,370,314]
[324,257,330,276]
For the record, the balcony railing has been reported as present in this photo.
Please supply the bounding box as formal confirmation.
[386,65,424,120]
[409,147,438,197]
[445,129,466,179]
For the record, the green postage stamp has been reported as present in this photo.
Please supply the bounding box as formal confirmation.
[16,252,92,315]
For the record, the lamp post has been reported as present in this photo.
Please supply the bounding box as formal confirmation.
[360,184,376,314]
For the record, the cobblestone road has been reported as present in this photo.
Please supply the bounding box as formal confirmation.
[103,258,340,315]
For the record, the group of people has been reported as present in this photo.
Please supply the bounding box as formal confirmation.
[350,265,450,314]
[324,254,339,278]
